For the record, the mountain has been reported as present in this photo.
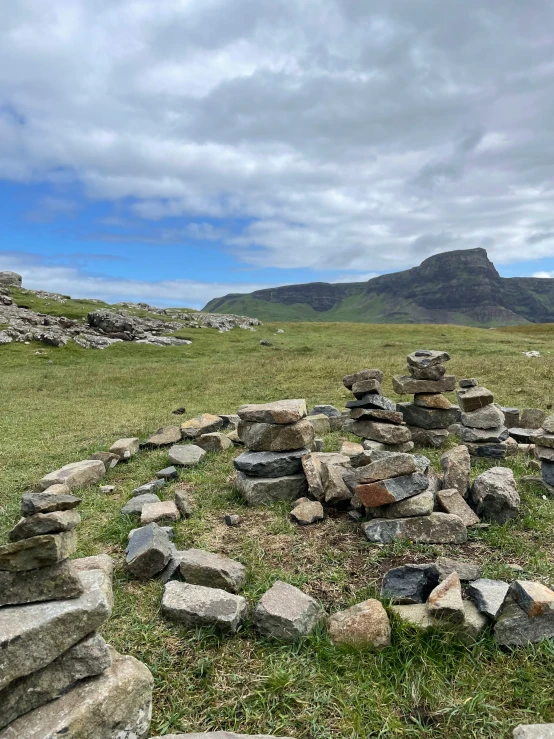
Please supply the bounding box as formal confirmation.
[204,248,554,326]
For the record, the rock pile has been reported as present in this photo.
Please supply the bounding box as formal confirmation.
[451,379,514,458]
[343,368,414,453]
[0,490,153,738]
[234,400,313,504]
[394,350,459,448]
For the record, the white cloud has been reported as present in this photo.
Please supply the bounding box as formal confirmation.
[533,271,554,278]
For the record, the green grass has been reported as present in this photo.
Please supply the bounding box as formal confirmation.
[2,320,554,737]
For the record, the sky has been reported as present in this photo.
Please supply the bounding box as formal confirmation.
[2,1,554,309]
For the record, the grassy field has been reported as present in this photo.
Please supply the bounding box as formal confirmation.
[2,320,554,737]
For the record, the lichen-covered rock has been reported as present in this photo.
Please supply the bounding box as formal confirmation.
[180,413,224,438]
[354,453,417,483]
[305,414,331,436]
[8,509,80,541]
[254,581,323,641]
[461,404,505,429]
[301,452,349,500]
[456,386,494,412]
[327,599,391,649]
[120,493,161,517]
[20,488,80,516]
[343,369,384,389]
[381,490,434,518]
[140,500,180,526]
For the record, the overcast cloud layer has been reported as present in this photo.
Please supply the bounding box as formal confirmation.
[2,0,554,302]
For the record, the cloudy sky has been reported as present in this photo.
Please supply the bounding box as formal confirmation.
[2,0,554,308]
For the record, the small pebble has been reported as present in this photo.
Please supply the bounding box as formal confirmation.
[99,485,115,494]
[172,407,186,415]
[225,514,241,527]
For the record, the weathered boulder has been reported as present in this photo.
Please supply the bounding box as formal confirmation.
[470,467,520,524]
[168,444,206,466]
[144,426,182,446]
[461,404,505,429]
[0,530,77,572]
[381,490,434,518]
[467,578,510,619]
[181,413,224,438]
[38,460,105,491]
[427,572,464,623]
[363,512,467,544]
[109,437,139,459]
[21,488,80,516]
[327,599,390,649]
[126,523,173,579]
[441,445,470,497]
[0,271,22,287]
[381,564,439,604]
[235,471,307,505]
[397,402,460,429]
[8,509,80,541]
[436,489,480,526]
[456,386,494,412]
[0,559,84,607]
[355,472,428,508]
[534,432,554,449]
[179,549,246,593]
[140,500,180,525]
[197,432,234,452]
[349,420,412,444]
[254,581,323,641]
[234,449,307,478]
[393,375,456,394]
[354,453,417,483]
[290,499,324,525]
[120,493,161,516]
[161,581,248,632]
[237,419,315,452]
[237,399,307,424]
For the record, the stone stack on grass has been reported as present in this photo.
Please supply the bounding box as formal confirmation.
[532,413,554,492]
[343,368,414,453]
[234,399,313,505]
[0,491,153,738]
[452,379,515,459]
[394,350,459,448]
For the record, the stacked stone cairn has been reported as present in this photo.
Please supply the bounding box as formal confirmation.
[533,412,554,492]
[0,488,153,738]
[393,350,459,448]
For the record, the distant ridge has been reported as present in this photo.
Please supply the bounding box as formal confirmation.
[204,248,554,326]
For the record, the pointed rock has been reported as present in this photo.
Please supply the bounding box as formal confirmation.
[254,581,323,641]
[328,599,390,649]
[467,578,510,619]
[427,572,464,622]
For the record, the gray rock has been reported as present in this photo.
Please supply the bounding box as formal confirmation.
[181,413,224,438]
[0,530,77,572]
[312,437,325,451]
[20,489,81,516]
[354,453,417,483]
[410,364,447,380]
[427,467,444,493]
[397,402,461,430]
[126,523,172,579]
[235,470,307,505]
[381,564,439,604]
[362,512,467,544]
[345,394,396,411]
[234,449,307,478]
[0,569,112,690]
[156,546,183,584]
[120,493,161,516]
[441,445,470,497]
[132,479,165,496]
[534,432,554,449]
[435,557,481,582]
[456,386,494,412]
[88,451,120,470]
[161,581,248,632]
[219,414,240,429]
[392,375,456,394]
[291,499,324,525]
[38,459,106,491]
[168,444,206,466]
[542,414,554,434]
[0,270,22,287]
[501,407,520,428]
[254,581,323,641]
[349,420,412,444]
[534,445,554,461]
[175,486,194,518]
[471,466,520,524]
[99,485,115,494]
[381,490,434,518]
[406,350,450,369]
[467,578,510,618]
[343,368,384,389]
[495,599,554,646]
[407,426,449,448]
[310,404,340,417]
[327,599,391,649]
[237,419,315,452]
[510,428,543,443]
[305,414,331,436]
[197,432,234,452]
[510,580,554,617]
[0,559,84,607]
[145,425,182,446]
[392,601,487,642]
[225,514,241,526]
[351,378,382,398]
[237,399,307,424]
[0,633,112,730]
[513,725,554,738]
[413,454,431,473]
[8,509,80,541]
[157,466,179,480]
[71,553,114,581]
[458,425,509,443]
[355,472,429,508]
[179,549,246,593]
[461,404,505,429]
[140,500,180,525]
[542,461,554,486]
[349,407,405,425]
[437,489,480,526]
[259,338,272,346]
[427,572,464,623]
[109,437,140,459]
[0,649,153,739]
[465,441,512,458]
[520,408,547,430]
[459,378,478,388]
[301,452,349,500]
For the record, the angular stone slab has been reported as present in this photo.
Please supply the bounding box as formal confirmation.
[471,466,520,524]
[235,470,307,505]
[140,500,180,525]
[349,408,404,424]
[168,444,206,466]
[501,407,520,428]
[410,364,447,380]
[495,600,554,646]
[161,581,248,632]
[132,479,165,497]
[461,404,505,429]
[72,553,114,581]
[0,650,153,739]
[126,523,172,579]
[407,350,450,369]
[441,445,470,497]
[393,375,456,395]
[392,601,487,642]
[355,472,428,508]
[408,426,449,448]
[354,453,417,484]
[234,449,307,478]
[179,549,246,593]
[0,559,84,607]
[345,394,396,411]
[362,512,467,544]
[157,465,179,479]
[38,459,106,491]
[458,425,509,443]
[8,509,80,542]
[456,386,494,412]
[88,451,120,470]
[343,368,384,389]
[291,499,324,525]
[535,432,554,449]
[510,428,543,444]
[437,489,480,526]
[381,564,439,604]
[0,569,112,690]
[328,599,390,649]
[427,572,464,623]
[381,490,434,518]
[181,413,224,438]
[465,441,512,459]
[467,578,510,619]
[349,420,411,444]
[321,462,353,504]
[144,425,182,446]
[0,530,77,572]
[397,402,460,430]
[109,437,139,459]
[513,725,554,738]
[21,489,81,516]
[305,414,331,436]
[511,580,554,617]
[520,408,547,429]
[352,379,382,398]
[414,393,452,409]
[435,557,481,582]
[237,419,315,452]
[0,633,112,730]
[237,399,307,424]
[120,493,161,516]
[254,581,323,641]
[301,452,349,500]
[197,432,234,451]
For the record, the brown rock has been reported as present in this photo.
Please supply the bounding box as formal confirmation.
[427,572,464,622]
[392,375,456,395]
[349,420,412,444]
[196,432,234,451]
[181,413,224,438]
[144,425,182,446]
[328,599,391,649]
[355,473,428,507]
[291,500,324,525]
[441,445,471,497]
[414,393,452,409]
[436,488,480,526]
[343,368,384,390]
[355,453,417,484]
[340,441,364,457]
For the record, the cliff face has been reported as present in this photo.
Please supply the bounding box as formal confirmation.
[204,248,554,326]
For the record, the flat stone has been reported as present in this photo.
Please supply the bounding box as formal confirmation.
[88,451,120,470]
[71,553,114,581]
[343,368,384,389]
[345,394,396,411]
[437,489,480,526]
[38,459,106,491]
[381,490,434,518]
[355,472,428,508]
[427,572,464,622]
[321,461,353,504]
[132,479,165,496]
[145,425,182,446]
[126,523,172,579]
[157,466,179,479]
[435,557,482,582]
[181,413,224,438]
[352,379,382,398]
[511,580,554,617]
[0,569,112,691]
[513,725,554,738]
[219,414,240,429]
[410,364,447,380]
[407,350,450,369]
[471,466,520,523]
[120,493,161,516]
[355,453,417,483]
[109,437,139,459]
[393,375,456,395]
[21,489,81,516]
[534,432,554,449]
[510,427,543,443]
[234,450,308,478]
[140,500,180,525]
[392,601,486,642]
[0,633,112,730]
[408,426,449,447]
[459,378,478,388]
[458,425,509,443]
[235,470,307,505]
[254,581,323,641]
[520,408,547,430]
[0,649,153,739]
[310,404,340,417]
[365,439,415,453]
[179,549,246,593]
[0,559,84,607]
[237,419,315,452]
[168,444,206,466]
[465,441,511,458]
[495,600,554,646]
[0,530,77,572]
[305,414,331,436]
[461,404,505,429]
[362,512,467,544]
[441,445,470,497]
[535,445,554,461]
[541,460,554,485]
[8,509,80,541]
[237,399,307,424]
[161,581,248,632]
[381,564,439,604]
[397,402,461,430]
[301,452,349,500]
[175,485,194,517]
[456,386,494,412]
[349,408,405,424]
[414,393,452,409]
[197,432,234,452]
[501,407,521,428]
[328,599,390,649]
[467,578,510,618]
[349,420,412,444]
[291,500,324,525]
